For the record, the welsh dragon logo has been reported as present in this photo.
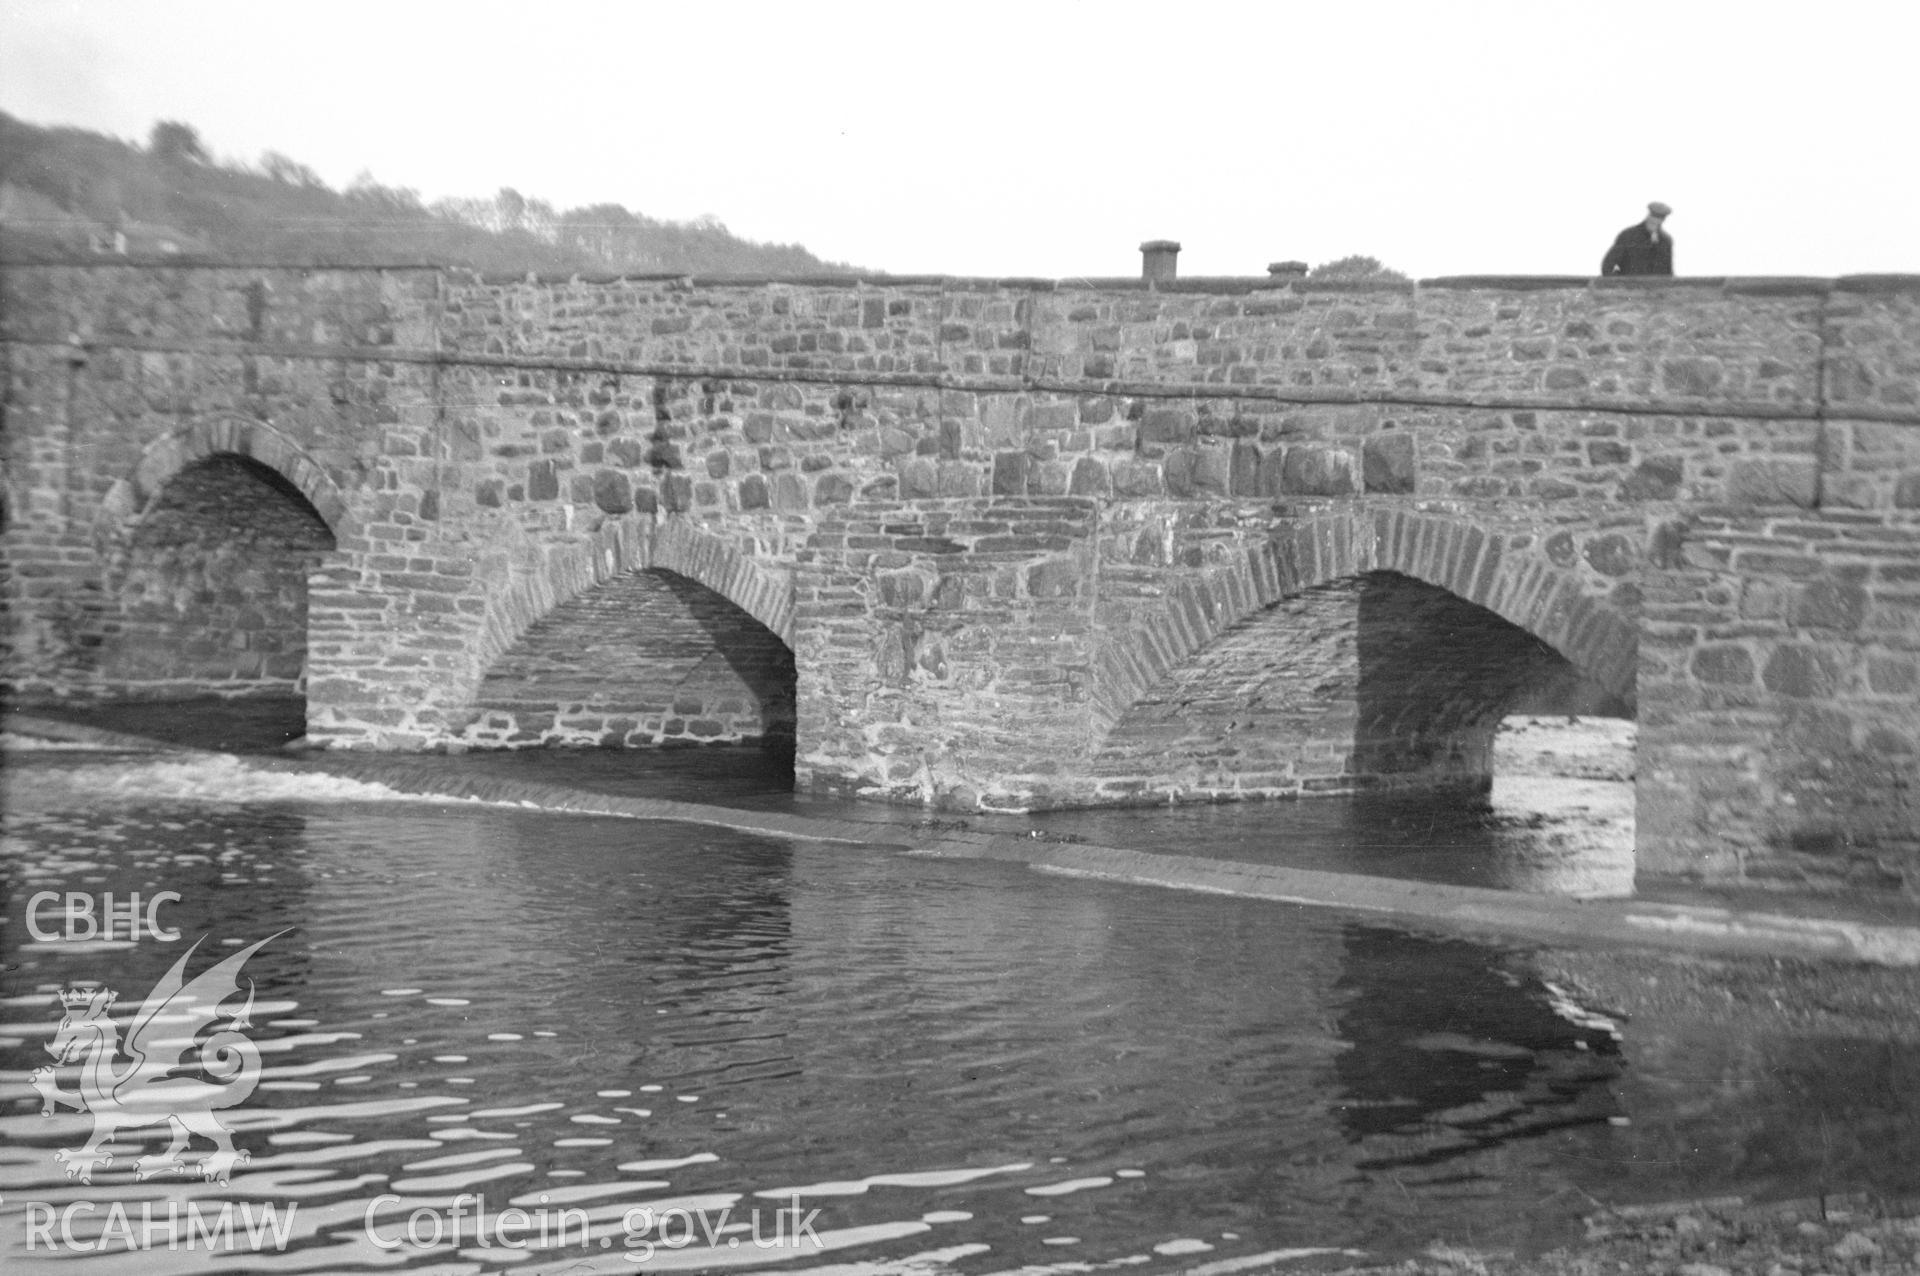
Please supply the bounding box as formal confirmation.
[29,933,283,1185]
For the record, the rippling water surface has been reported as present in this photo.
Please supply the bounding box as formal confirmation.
[2,729,1917,1275]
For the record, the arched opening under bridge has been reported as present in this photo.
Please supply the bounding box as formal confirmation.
[1087,569,1635,894]
[463,566,798,796]
[89,452,337,749]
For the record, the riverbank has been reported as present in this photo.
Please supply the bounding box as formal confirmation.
[1297,938,1920,1274]
[1289,1193,1920,1276]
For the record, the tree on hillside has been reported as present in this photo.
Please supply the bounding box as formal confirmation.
[428,194,495,228]
[346,170,425,216]
[559,202,645,265]
[496,186,526,233]
[148,120,208,166]
[440,187,558,242]
[261,151,323,188]
[1309,254,1410,282]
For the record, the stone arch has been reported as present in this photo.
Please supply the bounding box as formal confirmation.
[649,518,795,646]
[1094,508,1637,735]
[463,517,796,749]
[472,517,794,685]
[95,416,348,545]
[1085,509,1640,803]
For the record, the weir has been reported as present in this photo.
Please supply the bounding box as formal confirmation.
[2,263,1917,893]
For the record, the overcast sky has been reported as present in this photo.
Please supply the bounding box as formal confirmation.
[3,0,1915,280]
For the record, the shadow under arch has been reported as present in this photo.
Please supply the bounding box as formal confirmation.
[1088,508,1638,803]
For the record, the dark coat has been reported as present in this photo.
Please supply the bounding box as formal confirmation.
[1601,223,1673,276]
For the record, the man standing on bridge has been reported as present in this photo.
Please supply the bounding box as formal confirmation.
[1601,201,1674,276]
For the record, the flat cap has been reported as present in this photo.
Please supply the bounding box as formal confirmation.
[1648,201,1673,217]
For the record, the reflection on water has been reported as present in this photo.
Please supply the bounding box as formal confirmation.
[1333,928,1622,1162]
[22,697,315,755]
[1,741,1915,1274]
[1029,790,1635,897]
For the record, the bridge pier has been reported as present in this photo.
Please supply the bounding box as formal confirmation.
[1635,511,1920,885]
[789,499,1103,808]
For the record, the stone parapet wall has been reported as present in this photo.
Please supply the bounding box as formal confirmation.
[7,269,1917,560]
[431,272,1838,407]
[423,271,1920,416]
[421,274,1920,551]
[0,265,436,352]
[1819,279,1920,419]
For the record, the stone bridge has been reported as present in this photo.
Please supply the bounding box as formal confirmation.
[3,263,1917,890]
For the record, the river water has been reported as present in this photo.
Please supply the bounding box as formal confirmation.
[2,709,1917,1275]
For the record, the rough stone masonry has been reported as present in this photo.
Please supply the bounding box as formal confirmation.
[1,263,1916,891]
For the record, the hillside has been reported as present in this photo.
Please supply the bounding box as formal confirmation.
[0,114,860,276]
